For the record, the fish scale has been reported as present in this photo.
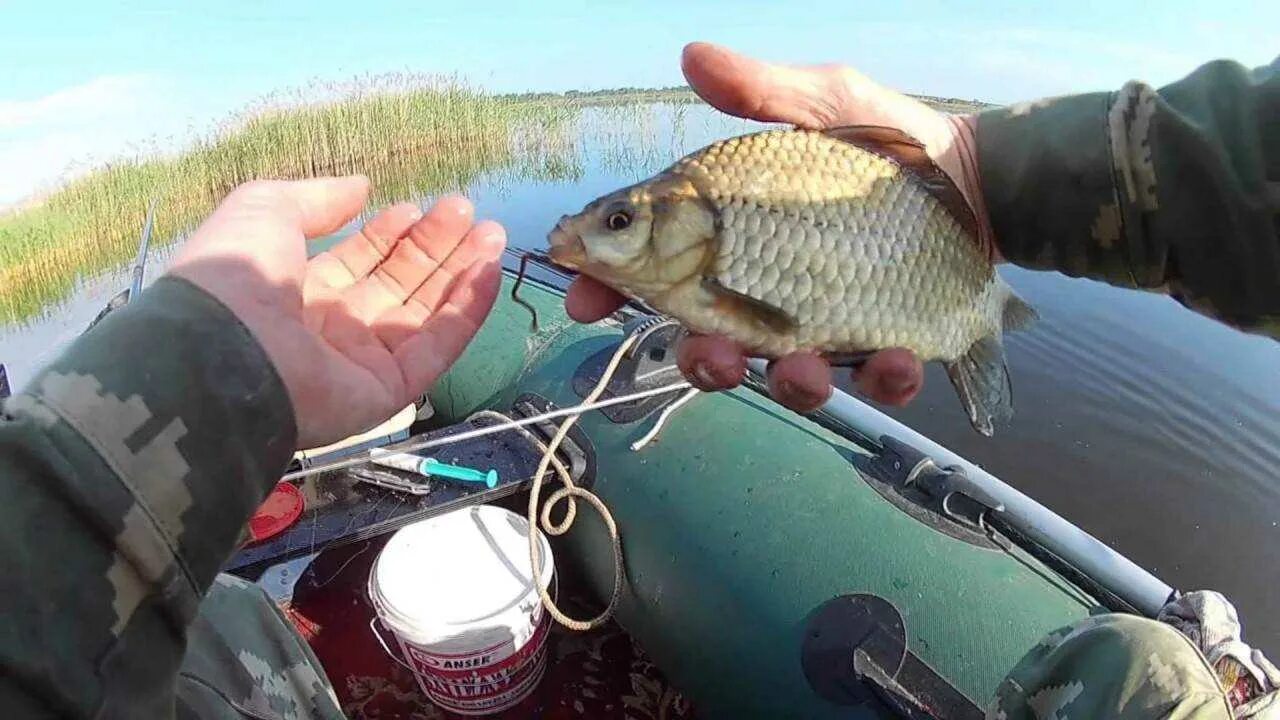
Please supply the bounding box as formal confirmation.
[549,127,1038,435]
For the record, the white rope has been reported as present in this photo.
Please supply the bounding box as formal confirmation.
[280,381,691,482]
[282,332,691,631]
[525,334,641,631]
[630,388,701,451]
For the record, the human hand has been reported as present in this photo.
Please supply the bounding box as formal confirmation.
[168,177,505,448]
[565,41,995,412]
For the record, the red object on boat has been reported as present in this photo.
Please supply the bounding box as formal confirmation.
[248,482,304,543]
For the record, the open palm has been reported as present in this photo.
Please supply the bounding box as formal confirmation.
[169,177,505,448]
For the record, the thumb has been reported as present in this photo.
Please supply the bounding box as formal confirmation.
[217,175,372,239]
[681,42,847,129]
[171,175,372,294]
[270,175,372,239]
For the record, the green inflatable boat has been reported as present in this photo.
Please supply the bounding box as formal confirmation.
[235,254,1176,719]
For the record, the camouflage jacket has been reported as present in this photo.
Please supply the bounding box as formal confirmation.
[977,56,1280,335]
[0,277,329,718]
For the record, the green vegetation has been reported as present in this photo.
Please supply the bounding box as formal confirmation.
[0,76,577,325]
[0,78,990,326]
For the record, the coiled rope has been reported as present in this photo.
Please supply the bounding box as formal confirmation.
[521,333,640,631]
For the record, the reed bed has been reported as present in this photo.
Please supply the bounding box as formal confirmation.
[0,74,577,325]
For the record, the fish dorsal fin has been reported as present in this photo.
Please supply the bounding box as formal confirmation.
[823,124,927,154]
[701,276,798,334]
[822,125,981,243]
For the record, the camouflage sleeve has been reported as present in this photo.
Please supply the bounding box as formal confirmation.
[976,57,1280,333]
[991,613,1232,719]
[0,277,296,717]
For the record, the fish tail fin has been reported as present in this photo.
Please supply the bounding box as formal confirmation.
[945,333,1012,438]
[945,287,1035,436]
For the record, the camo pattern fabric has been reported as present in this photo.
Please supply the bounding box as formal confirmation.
[977,56,1280,337]
[179,574,343,720]
[0,277,321,719]
[988,613,1233,720]
[1158,592,1280,718]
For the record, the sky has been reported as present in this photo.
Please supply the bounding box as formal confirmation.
[1,0,1276,206]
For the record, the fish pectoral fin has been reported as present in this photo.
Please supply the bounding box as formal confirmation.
[1002,290,1038,332]
[701,277,798,333]
[944,332,1013,437]
[822,125,981,246]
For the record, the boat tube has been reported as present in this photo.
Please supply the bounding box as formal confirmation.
[388,258,1178,719]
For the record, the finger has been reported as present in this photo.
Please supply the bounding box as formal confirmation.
[221,175,371,239]
[682,41,936,134]
[675,334,747,391]
[172,176,371,288]
[392,252,504,396]
[404,220,505,311]
[307,203,423,292]
[337,195,474,325]
[374,221,506,349]
[766,352,833,413]
[852,348,923,406]
[565,276,628,322]
[681,42,845,129]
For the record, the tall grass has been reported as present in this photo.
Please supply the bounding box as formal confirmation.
[0,74,577,325]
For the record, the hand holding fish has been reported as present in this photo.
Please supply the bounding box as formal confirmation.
[559,42,1030,435]
[566,42,999,414]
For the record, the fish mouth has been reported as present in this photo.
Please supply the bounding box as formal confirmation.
[547,218,587,268]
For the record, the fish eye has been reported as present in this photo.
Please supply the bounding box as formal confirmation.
[605,210,632,232]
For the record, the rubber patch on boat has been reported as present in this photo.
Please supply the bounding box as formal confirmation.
[248,482,305,543]
[801,594,984,718]
[802,593,906,705]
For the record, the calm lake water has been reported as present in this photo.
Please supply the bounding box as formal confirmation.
[3,103,1277,652]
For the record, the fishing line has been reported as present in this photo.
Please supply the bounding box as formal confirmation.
[280,381,692,482]
[510,251,550,332]
[282,304,694,630]
[294,333,677,630]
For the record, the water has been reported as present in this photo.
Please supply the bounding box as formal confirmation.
[3,103,1278,653]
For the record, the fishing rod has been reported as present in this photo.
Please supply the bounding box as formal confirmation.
[1,201,158,392]
[129,197,159,300]
[88,197,159,330]
[281,381,693,482]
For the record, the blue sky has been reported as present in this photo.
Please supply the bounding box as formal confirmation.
[1,0,1275,205]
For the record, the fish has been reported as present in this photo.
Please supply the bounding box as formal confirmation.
[547,125,1036,435]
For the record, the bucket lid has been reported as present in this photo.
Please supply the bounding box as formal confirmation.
[371,505,554,642]
[247,482,304,543]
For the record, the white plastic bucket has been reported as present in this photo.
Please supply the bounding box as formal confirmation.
[368,505,555,715]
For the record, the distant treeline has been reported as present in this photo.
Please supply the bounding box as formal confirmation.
[505,85,992,113]
[506,86,699,105]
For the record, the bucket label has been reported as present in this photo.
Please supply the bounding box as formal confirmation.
[428,655,548,715]
[408,645,494,671]
[394,612,551,713]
